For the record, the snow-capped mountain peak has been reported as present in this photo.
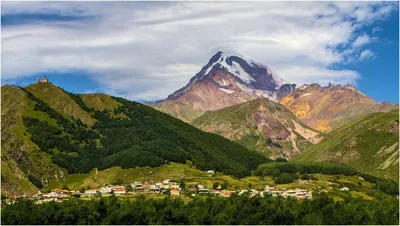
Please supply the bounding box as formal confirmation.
[190,51,289,91]
[167,51,296,109]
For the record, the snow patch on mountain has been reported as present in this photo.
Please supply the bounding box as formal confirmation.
[219,60,256,84]
[300,93,312,98]
[219,88,235,94]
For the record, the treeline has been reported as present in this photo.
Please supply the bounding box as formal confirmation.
[22,89,268,178]
[255,162,358,178]
[2,193,398,225]
[255,162,399,195]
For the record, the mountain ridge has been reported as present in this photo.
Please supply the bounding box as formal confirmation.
[280,83,398,132]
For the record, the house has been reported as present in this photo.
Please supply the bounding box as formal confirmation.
[132,182,142,189]
[197,184,204,189]
[207,170,216,176]
[340,187,349,191]
[297,193,306,199]
[112,186,126,194]
[170,188,181,196]
[221,190,233,198]
[212,190,221,195]
[163,179,172,185]
[43,192,60,198]
[149,187,161,194]
[198,189,211,194]
[85,189,98,194]
[52,188,62,194]
[238,190,250,196]
[99,187,112,194]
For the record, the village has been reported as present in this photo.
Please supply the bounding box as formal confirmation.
[4,176,318,205]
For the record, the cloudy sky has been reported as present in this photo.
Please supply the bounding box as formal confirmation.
[1,1,399,103]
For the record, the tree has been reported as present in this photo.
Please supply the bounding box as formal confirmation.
[300,174,310,180]
[1,194,7,203]
[375,181,399,196]
[179,181,186,190]
[275,173,294,184]
[213,182,220,189]
[127,185,133,192]
[79,187,85,193]
[112,179,123,185]
[221,181,228,190]
[248,183,252,189]
[275,158,288,162]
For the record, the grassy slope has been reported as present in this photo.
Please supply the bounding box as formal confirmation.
[79,93,121,111]
[192,98,317,158]
[1,85,66,195]
[26,83,96,126]
[293,110,399,181]
[148,100,204,123]
[80,93,128,119]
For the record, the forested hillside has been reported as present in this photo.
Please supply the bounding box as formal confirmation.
[1,83,268,195]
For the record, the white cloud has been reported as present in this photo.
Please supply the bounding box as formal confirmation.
[352,34,372,47]
[372,26,383,33]
[1,1,397,100]
[359,49,375,61]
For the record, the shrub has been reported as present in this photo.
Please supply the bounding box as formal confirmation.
[275,173,294,184]
[300,174,310,180]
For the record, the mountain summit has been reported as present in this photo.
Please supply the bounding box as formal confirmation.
[166,51,296,111]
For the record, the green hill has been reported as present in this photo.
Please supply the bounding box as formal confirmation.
[192,98,321,159]
[1,84,268,195]
[26,83,96,126]
[293,110,399,181]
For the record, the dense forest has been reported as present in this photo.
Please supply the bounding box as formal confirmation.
[2,193,398,225]
[21,88,268,181]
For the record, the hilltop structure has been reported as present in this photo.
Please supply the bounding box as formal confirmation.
[42,76,49,83]
[35,76,50,84]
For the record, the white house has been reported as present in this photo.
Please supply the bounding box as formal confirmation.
[85,189,98,194]
[207,170,216,176]
[340,187,349,191]
[163,179,172,185]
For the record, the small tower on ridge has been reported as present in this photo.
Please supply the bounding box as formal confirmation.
[42,76,49,83]
[35,77,40,83]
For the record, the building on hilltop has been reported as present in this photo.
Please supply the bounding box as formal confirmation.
[35,76,51,84]
[42,76,49,83]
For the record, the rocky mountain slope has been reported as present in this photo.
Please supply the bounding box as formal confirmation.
[192,98,321,159]
[159,51,296,116]
[1,83,268,195]
[280,84,397,132]
[293,109,399,181]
